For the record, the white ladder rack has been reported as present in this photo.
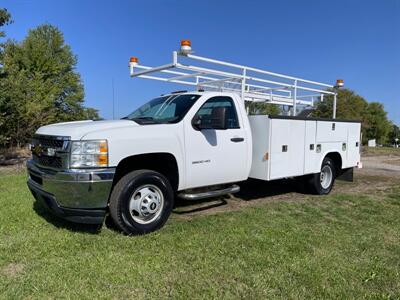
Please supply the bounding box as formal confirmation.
[129,48,338,118]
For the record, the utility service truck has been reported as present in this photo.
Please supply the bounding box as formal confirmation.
[27,40,362,235]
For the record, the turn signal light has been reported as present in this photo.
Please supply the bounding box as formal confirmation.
[99,140,108,153]
[98,154,108,166]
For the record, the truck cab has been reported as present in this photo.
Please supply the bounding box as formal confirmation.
[27,91,253,232]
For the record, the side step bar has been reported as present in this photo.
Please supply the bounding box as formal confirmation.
[178,184,240,201]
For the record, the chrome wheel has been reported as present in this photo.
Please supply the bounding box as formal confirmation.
[129,185,164,224]
[320,165,333,189]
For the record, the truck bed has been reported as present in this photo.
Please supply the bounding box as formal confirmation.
[248,115,361,181]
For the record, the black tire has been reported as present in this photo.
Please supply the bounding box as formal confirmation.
[109,169,174,235]
[307,157,336,195]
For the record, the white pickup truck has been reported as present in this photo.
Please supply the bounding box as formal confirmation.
[27,41,361,235]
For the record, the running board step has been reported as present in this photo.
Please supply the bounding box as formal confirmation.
[178,184,240,201]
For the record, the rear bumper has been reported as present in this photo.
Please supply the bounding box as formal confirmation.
[26,160,115,224]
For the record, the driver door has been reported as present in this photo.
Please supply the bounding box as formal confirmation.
[184,96,248,188]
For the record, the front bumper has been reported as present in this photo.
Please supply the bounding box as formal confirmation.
[27,160,115,224]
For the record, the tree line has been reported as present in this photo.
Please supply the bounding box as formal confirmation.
[0,8,99,148]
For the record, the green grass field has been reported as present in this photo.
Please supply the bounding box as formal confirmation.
[1,172,400,299]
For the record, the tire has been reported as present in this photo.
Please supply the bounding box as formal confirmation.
[307,157,336,195]
[109,169,174,235]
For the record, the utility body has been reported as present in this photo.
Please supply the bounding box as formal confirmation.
[27,41,361,234]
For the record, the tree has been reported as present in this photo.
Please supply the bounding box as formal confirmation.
[388,123,400,145]
[0,8,12,145]
[246,101,281,115]
[312,88,391,144]
[0,8,12,40]
[312,88,368,121]
[362,102,391,145]
[0,24,99,147]
[0,7,12,64]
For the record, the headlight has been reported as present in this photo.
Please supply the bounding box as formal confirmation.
[70,140,108,168]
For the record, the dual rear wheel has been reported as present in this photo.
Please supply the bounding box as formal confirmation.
[306,157,336,195]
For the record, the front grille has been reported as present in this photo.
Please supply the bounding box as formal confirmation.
[31,135,70,169]
[32,135,67,149]
[32,154,63,169]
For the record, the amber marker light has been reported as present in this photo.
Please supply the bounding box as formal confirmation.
[180,39,192,55]
[181,39,191,47]
[97,140,108,167]
[335,79,344,87]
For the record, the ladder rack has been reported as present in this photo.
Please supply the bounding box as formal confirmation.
[129,42,339,118]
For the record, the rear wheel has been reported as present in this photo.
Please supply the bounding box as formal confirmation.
[109,169,174,235]
[307,157,336,195]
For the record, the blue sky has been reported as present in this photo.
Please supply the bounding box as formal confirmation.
[2,0,399,124]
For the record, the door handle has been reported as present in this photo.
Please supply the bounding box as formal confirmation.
[231,137,244,143]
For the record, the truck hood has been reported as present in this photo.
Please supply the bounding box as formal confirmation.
[36,120,139,140]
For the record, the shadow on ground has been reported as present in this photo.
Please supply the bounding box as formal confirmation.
[173,177,308,215]
[33,201,102,234]
[236,178,307,200]
[32,177,308,232]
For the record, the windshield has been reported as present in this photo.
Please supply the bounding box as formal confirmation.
[124,94,201,124]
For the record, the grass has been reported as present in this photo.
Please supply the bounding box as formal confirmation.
[1,173,400,299]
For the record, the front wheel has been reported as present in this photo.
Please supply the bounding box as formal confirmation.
[307,157,336,195]
[109,169,174,235]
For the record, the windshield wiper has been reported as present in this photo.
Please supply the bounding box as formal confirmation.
[130,116,178,124]
[133,117,154,120]
[131,116,157,124]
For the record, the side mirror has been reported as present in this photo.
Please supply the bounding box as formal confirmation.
[192,115,204,130]
[192,107,227,130]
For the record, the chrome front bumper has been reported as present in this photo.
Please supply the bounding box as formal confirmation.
[27,160,115,224]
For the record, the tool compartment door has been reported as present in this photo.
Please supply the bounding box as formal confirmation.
[303,120,319,174]
[346,122,361,167]
[269,119,305,180]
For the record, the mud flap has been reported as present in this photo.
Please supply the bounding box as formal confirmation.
[337,167,354,182]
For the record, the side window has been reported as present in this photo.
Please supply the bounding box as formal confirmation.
[195,96,240,129]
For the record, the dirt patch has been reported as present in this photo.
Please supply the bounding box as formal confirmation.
[0,147,30,175]
[1,263,25,278]
[0,162,27,176]
[361,147,400,157]
[384,158,400,166]
[0,147,30,165]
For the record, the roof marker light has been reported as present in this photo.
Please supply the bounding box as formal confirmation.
[335,79,344,88]
[180,39,192,55]
[129,57,138,75]
[129,57,138,66]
